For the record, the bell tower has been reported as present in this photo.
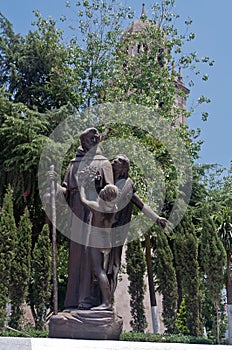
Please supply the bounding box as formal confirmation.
[121,3,189,125]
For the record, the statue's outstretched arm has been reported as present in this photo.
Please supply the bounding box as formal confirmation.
[132,193,167,229]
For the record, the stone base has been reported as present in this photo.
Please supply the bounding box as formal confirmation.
[1,337,226,350]
[48,309,123,340]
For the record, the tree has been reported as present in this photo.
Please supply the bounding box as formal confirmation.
[174,212,200,336]
[0,101,49,228]
[145,231,159,333]
[199,208,226,343]
[0,12,78,112]
[62,0,134,109]
[0,11,81,237]
[9,207,32,329]
[176,298,190,335]
[126,238,147,332]
[29,224,52,330]
[0,186,17,329]
[99,1,212,121]
[187,167,226,342]
[154,227,178,333]
[200,164,232,343]
[217,206,232,344]
[56,237,69,311]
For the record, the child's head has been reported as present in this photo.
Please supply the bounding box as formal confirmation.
[99,184,118,203]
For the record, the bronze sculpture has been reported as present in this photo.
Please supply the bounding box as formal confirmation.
[48,129,167,339]
[80,182,118,311]
[55,127,114,310]
[109,154,167,294]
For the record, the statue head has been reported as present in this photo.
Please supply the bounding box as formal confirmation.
[99,184,118,212]
[112,154,130,179]
[80,128,101,152]
[99,184,118,202]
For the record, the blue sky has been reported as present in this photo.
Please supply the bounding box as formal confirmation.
[0,0,231,168]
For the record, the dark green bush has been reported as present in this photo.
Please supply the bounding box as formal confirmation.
[0,329,48,338]
[120,331,214,344]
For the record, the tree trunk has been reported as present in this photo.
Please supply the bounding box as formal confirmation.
[145,233,159,333]
[215,301,220,344]
[30,303,37,326]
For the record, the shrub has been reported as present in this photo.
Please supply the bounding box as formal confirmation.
[120,331,214,344]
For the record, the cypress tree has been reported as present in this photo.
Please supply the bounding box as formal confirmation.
[9,207,32,329]
[0,186,17,329]
[29,224,52,330]
[174,213,200,336]
[126,238,147,332]
[200,210,226,343]
[154,227,178,333]
[185,232,200,336]
[176,298,190,335]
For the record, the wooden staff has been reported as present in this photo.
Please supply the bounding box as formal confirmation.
[50,164,58,315]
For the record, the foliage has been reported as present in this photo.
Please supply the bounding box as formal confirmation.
[56,235,69,310]
[200,207,226,302]
[102,21,176,111]
[9,207,32,330]
[0,11,78,234]
[176,298,190,335]
[0,100,50,230]
[0,328,48,338]
[174,211,200,336]
[154,227,178,333]
[0,97,74,237]
[120,331,214,344]
[0,12,79,112]
[28,224,52,330]
[184,165,231,343]
[99,0,213,122]
[126,238,147,332]
[200,167,232,277]
[0,186,17,329]
[200,212,226,344]
[63,0,134,108]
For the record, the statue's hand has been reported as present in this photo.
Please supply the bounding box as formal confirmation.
[157,217,174,233]
[162,219,174,236]
[56,183,64,193]
[156,216,167,229]
[47,169,58,182]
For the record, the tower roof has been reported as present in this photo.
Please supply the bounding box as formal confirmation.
[141,3,146,19]
[122,4,149,37]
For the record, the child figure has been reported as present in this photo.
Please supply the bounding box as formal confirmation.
[80,183,118,311]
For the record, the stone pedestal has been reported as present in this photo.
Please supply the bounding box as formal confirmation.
[48,309,123,340]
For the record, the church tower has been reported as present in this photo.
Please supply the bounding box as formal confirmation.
[120,3,189,125]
